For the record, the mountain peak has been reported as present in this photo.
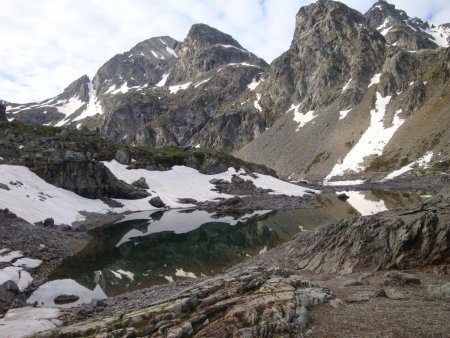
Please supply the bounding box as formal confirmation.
[186,23,242,48]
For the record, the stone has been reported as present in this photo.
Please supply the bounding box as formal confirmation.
[329,298,344,309]
[115,149,131,165]
[346,290,386,303]
[132,177,149,189]
[149,196,166,208]
[177,198,198,204]
[54,294,80,304]
[426,283,450,300]
[337,193,350,201]
[43,218,55,227]
[338,267,354,275]
[383,271,421,286]
[384,287,408,300]
[0,281,26,315]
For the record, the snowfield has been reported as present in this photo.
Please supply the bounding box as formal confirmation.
[0,162,314,226]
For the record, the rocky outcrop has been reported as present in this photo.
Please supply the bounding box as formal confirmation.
[258,0,386,122]
[245,195,450,273]
[167,23,267,85]
[52,267,333,338]
[0,104,6,121]
[365,0,444,50]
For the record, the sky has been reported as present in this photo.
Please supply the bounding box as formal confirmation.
[1,0,449,103]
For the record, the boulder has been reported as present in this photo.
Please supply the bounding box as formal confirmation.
[149,196,166,208]
[0,281,26,315]
[54,294,80,304]
[115,149,131,165]
[132,177,149,189]
[383,271,421,286]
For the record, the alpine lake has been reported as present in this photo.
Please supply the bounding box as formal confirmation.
[29,190,424,307]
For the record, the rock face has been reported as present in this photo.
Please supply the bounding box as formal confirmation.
[364,0,447,50]
[237,1,450,182]
[245,195,450,273]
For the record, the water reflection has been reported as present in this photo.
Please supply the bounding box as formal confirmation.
[43,190,421,302]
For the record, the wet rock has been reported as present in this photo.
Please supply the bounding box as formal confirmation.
[54,294,80,304]
[383,271,421,286]
[149,196,166,208]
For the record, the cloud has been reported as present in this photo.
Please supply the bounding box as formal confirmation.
[0,0,449,102]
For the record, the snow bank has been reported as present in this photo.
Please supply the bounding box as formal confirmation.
[381,151,433,181]
[103,161,315,211]
[0,307,62,338]
[169,82,192,94]
[286,104,316,132]
[0,164,110,225]
[325,94,404,180]
[156,73,169,87]
[28,279,107,308]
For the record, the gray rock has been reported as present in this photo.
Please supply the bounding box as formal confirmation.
[149,196,166,208]
[329,298,344,309]
[54,294,80,304]
[426,283,450,300]
[132,177,149,189]
[115,149,131,165]
[383,271,421,286]
[0,280,26,315]
[346,289,386,303]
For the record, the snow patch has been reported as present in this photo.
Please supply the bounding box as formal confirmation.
[194,78,211,88]
[72,81,103,122]
[0,307,62,338]
[0,164,110,225]
[0,250,23,263]
[169,82,192,94]
[325,94,404,180]
[339,109,351,120]
[382,151,433,181]
[175,268,197,279]
[287,104,315,131]
[156,73,169,87]
[341,79,352,93]
[28,279,107,308]
[248,77,263,90]
[368,73,382,87]
[13,257,43,269]
[377,18,393,36]
[423,24,450,47]
[254,93,262,112]
[166,47,178,58]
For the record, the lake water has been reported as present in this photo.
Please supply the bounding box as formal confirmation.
[29,190,423,306]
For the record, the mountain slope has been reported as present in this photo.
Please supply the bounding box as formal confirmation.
[237,0,450,183]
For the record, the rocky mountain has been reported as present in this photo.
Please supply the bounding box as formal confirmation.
[3,0,450,182]
[238,0,450,183]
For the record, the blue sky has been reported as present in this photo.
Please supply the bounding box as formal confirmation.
[1,0,449,103]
